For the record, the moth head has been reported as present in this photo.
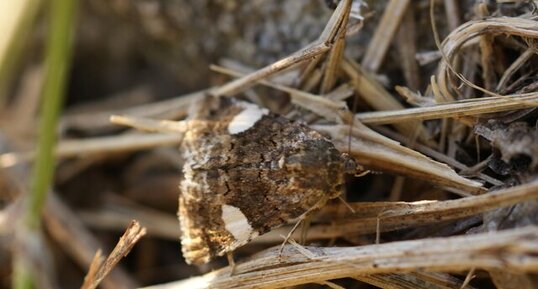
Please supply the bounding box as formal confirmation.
[341,153,367,177]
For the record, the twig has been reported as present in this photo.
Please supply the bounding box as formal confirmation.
[315,124,485,194]
[460,267,475,289]
[44,194,138,289]
[342,58,432,143]
[355,94,538,125]
[320,2,350,94]
[361,0,411,72]
[143,226,538,289]
[496,49,535,92]
[62,89,205,132]
[432,3,538,103]
[81,220,146,289]
[1,133,181,168]
[488,269,536,289]
[209,0,352,97]
[443,0,462,31]
[373,126,503,186]
[395,7,420,91]
[354,272,477,289]
[256,181,538,243]
[210,65,349,124]
[81,250,103,289]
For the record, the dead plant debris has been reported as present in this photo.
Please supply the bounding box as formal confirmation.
[1,0,538,288]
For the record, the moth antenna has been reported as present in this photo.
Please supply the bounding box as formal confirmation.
[110,115,189,134]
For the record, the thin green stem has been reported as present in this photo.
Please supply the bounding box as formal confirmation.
[13,0,77,288]
[27,0,77,228]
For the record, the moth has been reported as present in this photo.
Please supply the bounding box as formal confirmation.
[177,96,354,265]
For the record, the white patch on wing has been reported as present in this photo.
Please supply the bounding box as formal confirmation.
[227,102,269,134]
[221,204,257,245]
[278,156,285,168]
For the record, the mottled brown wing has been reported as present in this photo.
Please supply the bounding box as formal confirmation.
[178,99,345,265]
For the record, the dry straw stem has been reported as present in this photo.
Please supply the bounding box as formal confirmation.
[109,101,483,194]
[144,226,538,289]
[395,8,420,91]
[324,83,355,101]
[361,0,410,72]
[296,51,324,89]
[81,220,146,289]
[374,126,503,186]
[354,271,477,289]
[443,0,462,31]
[62,88,205,132]
[342,59,432,143]
[256,179,538,243]
[56,132,179,158]
[477,3,496,91]
[355,93,538,125]
[0,164,137,288]
[209,0,352,97]
[315,123,485,194]
[110,115,190,133]
[460,268,476,289]
[319,1,349,95]
[75,176,536,245]
[210,65,349,124]
[488,269,536,289]
[44,194,138,289]
[81,250,104,289]
[1,114,192,169]
[496,48,534,92]
[435,16,538,102]
[0,133,180,168]
[10,86,348,167]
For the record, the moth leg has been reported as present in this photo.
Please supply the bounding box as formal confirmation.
[299,215,313,244]
[278,200,325,259]
[277,217,304,260]
[338,195,356,214]
[226,252,236,276]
